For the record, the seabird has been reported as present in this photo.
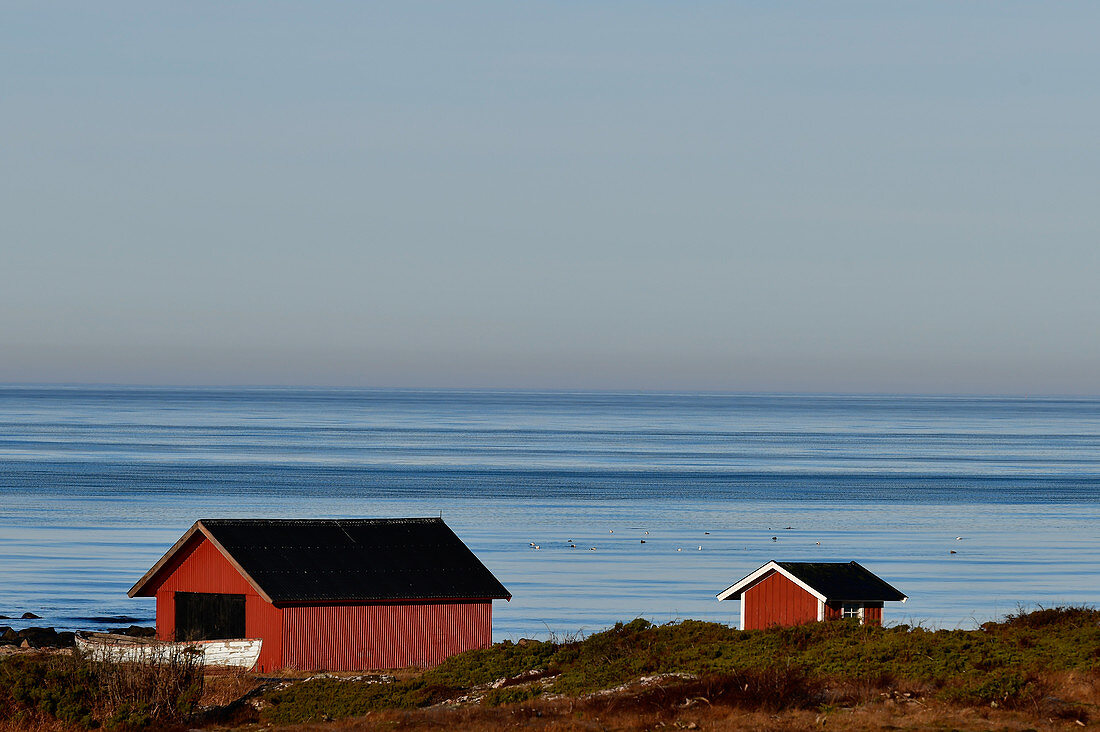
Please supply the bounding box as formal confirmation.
[640,540,646,544]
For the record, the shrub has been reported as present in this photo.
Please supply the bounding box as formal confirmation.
[0,654,96,728]
[481,685,543,707]
[941,669,1044,708]
[1003,605,1100,630]
[0,646,203,730]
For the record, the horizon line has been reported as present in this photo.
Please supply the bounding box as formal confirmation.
[0,381,1097,401]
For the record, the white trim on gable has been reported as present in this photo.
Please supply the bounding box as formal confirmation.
[716,561,828,603]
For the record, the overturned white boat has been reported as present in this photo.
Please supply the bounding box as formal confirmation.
[76,633,262,670]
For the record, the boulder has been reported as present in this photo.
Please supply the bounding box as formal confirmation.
[17,627,60,648]
[21,612,42,620]
[1,627,18,644]
[57,631,76,647]
[107,625,156,638]
[0,614,10,619]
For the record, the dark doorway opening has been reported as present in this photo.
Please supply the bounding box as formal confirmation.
[175,592,245,640]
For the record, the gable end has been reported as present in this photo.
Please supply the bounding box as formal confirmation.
[127,521,272,601]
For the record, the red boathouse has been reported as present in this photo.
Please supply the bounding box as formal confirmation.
[128,518,510,672]
[716,561,907,630]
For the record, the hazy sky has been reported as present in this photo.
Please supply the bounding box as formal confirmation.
[2,2,1098,393]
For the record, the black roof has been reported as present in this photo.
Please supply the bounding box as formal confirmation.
[135,518,510,604]
[776,561,906,602]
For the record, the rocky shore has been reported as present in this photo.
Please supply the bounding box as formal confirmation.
[0,623,154,650]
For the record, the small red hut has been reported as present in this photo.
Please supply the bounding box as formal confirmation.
[128,518,510,672]
[716,561,906,630]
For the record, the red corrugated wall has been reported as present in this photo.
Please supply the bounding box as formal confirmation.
[148,535,284,672]
[742,571,818,630]
[281,601,492,671]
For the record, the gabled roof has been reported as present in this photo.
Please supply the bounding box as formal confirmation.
[716,560,907,603]
[129,518,511,604]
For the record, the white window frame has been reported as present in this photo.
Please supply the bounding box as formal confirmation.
[841,603,864,622]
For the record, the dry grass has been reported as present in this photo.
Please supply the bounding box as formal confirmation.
[3,667,1096,730]
[242,667,1100,731]
[0,717,77,732]
[262,695,1092,731]
[94,645,204,723]
[201,668,264,708]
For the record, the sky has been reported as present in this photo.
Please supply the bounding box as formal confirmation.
[2,2,1098,394]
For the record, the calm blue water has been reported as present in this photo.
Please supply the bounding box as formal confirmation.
[1,386,1097,639]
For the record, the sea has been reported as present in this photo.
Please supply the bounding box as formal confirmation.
[1,386,1097,640]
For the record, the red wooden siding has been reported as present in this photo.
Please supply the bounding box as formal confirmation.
[148,535,284,671]
[742,571,818,630]
[823,602,841,620]
[281,601,492,671]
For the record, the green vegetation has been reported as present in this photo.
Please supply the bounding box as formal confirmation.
[0,647,203,730]
[262,606,1100,724]
[4,607,1095,728]
[0,653,97,728]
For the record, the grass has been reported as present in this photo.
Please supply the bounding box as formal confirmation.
[260,606,1100,725]
[5,606,1096,729]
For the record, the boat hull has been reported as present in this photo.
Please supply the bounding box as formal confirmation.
[76,635,262,669]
